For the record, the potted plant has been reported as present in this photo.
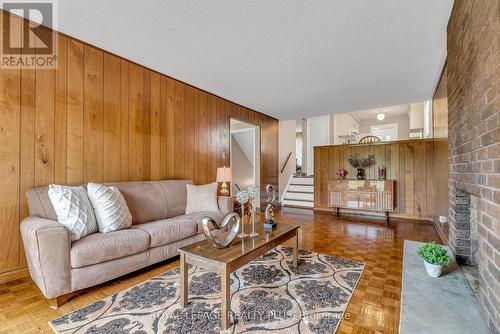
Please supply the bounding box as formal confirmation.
[348,155,375,179]
[417,242,450,277]
[336,168,347,179]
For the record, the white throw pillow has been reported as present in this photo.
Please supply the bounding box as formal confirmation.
[87,183,132,233]
[48,185,99,241]
[185,182,220,214]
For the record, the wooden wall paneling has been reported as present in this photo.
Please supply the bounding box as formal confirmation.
[384,144,392,179]
[0,13,21,272]
[103,53,121,182]
[313,139,448,220]
[35,26,55,188]
[320,147,329,205]
[433,140,448,216]
[54,35,68,184]
[19,36,36,221]
[66,39,84,184]
[184,86,195,180]
[425,141,436,216]
[128,64,144,181]
[432,64,448,138]
[19,24,36,268]
[398,143,406,212]
[219,100,230,167]
[404,142,415,214]
[165,77,175,179]
[173,81,185,179]
[142,70,151,181]
[413,142,427,215]
[150,72,161,180]
[0,9,279,278]
[119,60,129,181]
[208,95,218,181]
[373,144,385,179]
[83,45,103,183]
[197,91,209,184]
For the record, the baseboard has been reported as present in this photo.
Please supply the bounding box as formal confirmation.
[0,267,29,284]
[313,206,433,221]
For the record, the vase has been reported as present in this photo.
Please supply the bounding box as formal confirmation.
[378,165,386,180]
[356,168,365,180]
[423,260,443,278]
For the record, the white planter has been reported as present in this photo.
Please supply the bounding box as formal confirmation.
[423,260,443,277]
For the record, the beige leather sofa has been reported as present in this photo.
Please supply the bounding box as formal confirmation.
[20,180,233,306]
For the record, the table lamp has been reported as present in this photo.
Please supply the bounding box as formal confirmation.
[216,167,232,196]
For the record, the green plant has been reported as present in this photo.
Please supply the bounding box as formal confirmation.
[417,242,450,265]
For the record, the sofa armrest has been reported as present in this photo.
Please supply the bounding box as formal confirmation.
[217,196,234,213]
[20,216,71,299]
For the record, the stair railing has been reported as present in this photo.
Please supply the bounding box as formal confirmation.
[280,151,292,174]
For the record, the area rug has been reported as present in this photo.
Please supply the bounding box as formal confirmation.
[50,246,364,334]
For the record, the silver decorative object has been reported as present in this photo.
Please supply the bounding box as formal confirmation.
[236,191,249,238]
[264,184,277,227]
[247,185,259,237]
[199,213,240,248]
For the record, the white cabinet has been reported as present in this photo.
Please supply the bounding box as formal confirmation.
[409,102,424,129]
[335,113,360,136]
[335,114,350,136]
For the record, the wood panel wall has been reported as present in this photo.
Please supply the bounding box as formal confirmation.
[314,139,448,220]
[0,12,278,280]
[433,63,448,138]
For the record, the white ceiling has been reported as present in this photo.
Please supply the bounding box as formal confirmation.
[351,104,410,121]
[8,0,453,120]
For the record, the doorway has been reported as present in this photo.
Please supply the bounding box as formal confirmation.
[230,119,261,209]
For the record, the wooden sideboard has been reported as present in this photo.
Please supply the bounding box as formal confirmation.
[328,179,395,221]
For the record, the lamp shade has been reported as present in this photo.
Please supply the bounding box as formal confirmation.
[216,167,232,182]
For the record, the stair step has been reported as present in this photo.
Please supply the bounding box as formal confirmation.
[290,177,314,185]
[287,190,314,194]
[288,184,314,192]
[282,199,314,208]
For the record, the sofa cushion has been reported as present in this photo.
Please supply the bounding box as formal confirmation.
[48,185,99,241]
[70,229,150,268]
[177,211,227,233]
[131,218,198,247]
[87,183,132,233]
[185,183,219,214]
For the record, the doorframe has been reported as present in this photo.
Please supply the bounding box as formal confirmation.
[229,117,261,208]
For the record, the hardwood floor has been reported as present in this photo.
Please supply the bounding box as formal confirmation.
[0,211,441,334]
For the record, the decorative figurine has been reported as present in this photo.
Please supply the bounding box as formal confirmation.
[264,184,277,229]
[378,165,387,180]
[247,185,259,237]
[199,213,240,248]
[236,190,250,238]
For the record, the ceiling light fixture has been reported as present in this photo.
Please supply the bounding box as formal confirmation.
[377,113,385,121]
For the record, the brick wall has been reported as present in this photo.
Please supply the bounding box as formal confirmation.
[447,0,499,332]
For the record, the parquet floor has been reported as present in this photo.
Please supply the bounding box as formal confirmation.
[0,211,441,334]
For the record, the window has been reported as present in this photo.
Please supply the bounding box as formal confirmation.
[370,123,398,142]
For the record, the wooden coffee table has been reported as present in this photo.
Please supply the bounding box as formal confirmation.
[178,223,299,330]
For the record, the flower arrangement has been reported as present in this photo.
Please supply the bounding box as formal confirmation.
[336,168,347,179]
[348,155,375,169]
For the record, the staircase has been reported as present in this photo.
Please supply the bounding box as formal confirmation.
[282,175,314,213]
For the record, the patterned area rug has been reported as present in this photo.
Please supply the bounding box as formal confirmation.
[50,246,364,333]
